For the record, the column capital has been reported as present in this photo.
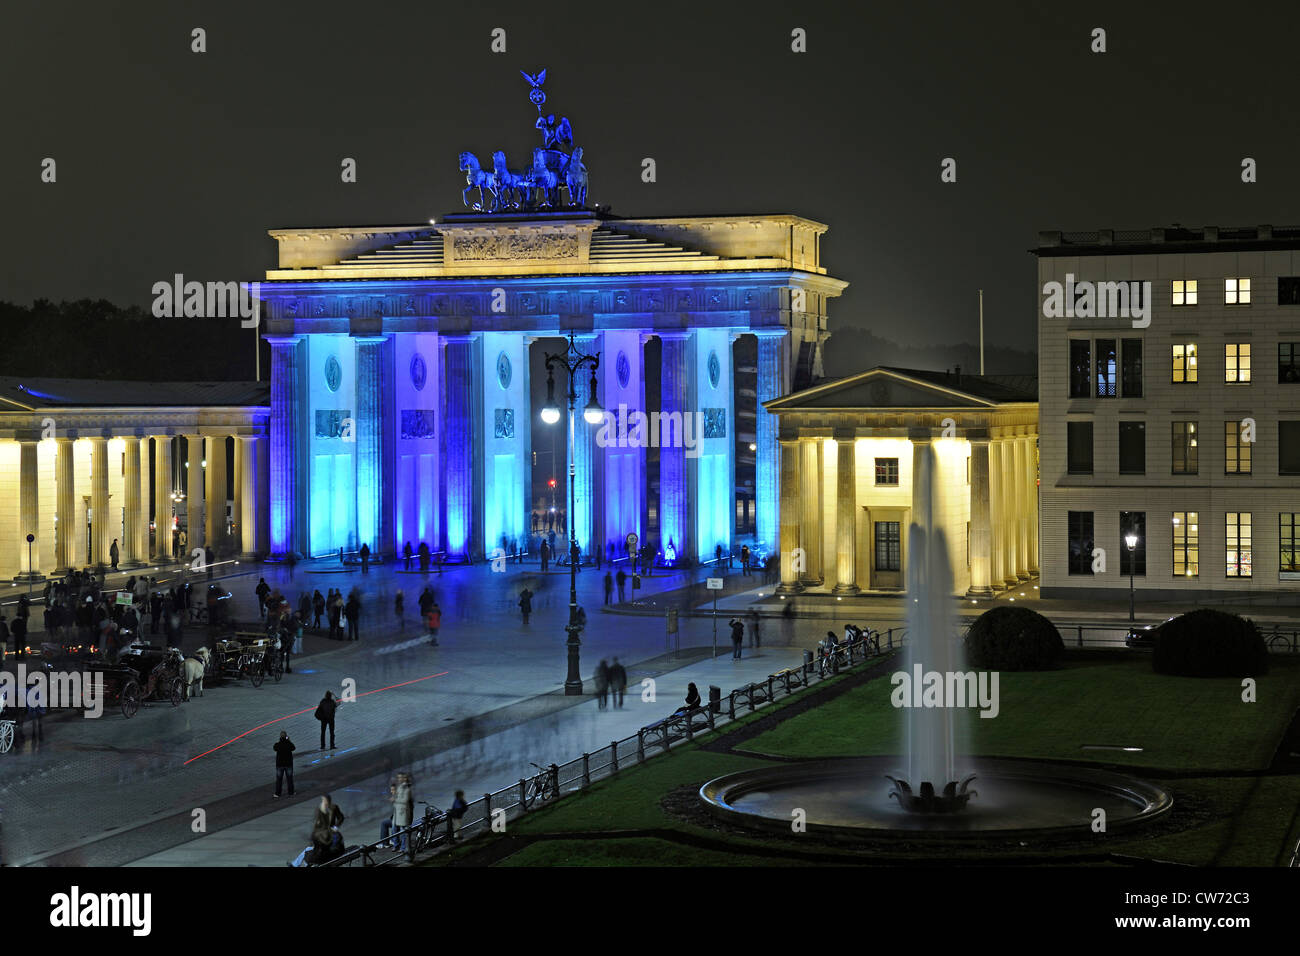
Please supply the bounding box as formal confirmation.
[265,334,303,347]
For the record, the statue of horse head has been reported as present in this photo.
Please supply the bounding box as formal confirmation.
[458,151,480,173]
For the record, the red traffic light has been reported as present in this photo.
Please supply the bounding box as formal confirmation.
[548,478,557,488]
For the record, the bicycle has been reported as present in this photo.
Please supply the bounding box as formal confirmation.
[523,761,559,808]
[407,801,447,860]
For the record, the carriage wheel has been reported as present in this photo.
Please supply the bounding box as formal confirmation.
[169,677,183,706]
[271,652,284,683]
[121,681,141,719]
[248,660,266,688]
[0,722,13,754]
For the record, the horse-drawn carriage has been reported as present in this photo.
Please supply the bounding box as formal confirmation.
[85,642,185,718]
[205,631,283,688]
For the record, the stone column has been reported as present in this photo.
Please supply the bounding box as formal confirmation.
[186,435,205,553]
[205,436,223,547]
[123,437,142,567]
[268,336,302,558]
[967,437,993,597]
[16,438,43,580]
[1026,434,1039,574]
[799,439,822,585]
[658,331,693,563]
[754,331,789,557]
[55,437,76,572]
[354,335,389,555]
[90,436,110,569]
[1001,439,1018,588]
[441,336,476,561]
[777,438,803,592]
[988,439,1004,588]
[833,433,859,593]
[136,438,150,564]
[1014,436,1031,580]
[237,436,258,556]
[152,436,173,561]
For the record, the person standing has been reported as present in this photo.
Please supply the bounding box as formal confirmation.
[391,773,413,852]
[328,590,343,640]
[345,590,361,641]
[449,790,468,841]
[395,590,405,631]
[359,543,370,574]
[109,538,120,571]
[609,657,627,708]
[403,541,413,572]
[603,571,613,605]
[273,730,296,797]
[594,659,610,710]
[741,544,751,577]
[540,539,550,572]
[518,587,533,624]
[255,578,271,619]
[417,542,430,574]
[616,568,627,602]
[730,617,745,660]
[282,613,300,673]
[312,589,325,631]
[9,613,23,659]
[316,690,337,750]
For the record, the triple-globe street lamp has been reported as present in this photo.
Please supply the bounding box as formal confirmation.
[540,333,603,695]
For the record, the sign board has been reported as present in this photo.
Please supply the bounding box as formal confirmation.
[706,577,724,590]
[625,532,638,550]
[115,591,133,606]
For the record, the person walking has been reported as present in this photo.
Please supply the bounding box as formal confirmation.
[312,590,325,631]
[359,543,370,574]
[273,730,296,797]
[417,542,430,574]
[255,578,271,619]
[608,657,627,708]
[328,590,343,640]
[518,587,533,624]
[616,568,627,602]
[109,538,120,571]
[540,539,549,572]
[345,590,361,641]
[448,790,468,841]
[730,617,745,660]
[395,590,405,631]
[426,600,441,646]
[593,659,610,710]
[315,690,337,750]
[603,571,613,605]
[750,611,761,650]
[741,544,751,577]
[403,541,413,572]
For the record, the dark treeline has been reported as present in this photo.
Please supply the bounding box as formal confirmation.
[822,324,1036,380]
[0,299,261,381]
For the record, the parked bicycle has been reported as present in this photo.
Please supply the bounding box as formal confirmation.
[408,801,447,860]
[522,761,559,808]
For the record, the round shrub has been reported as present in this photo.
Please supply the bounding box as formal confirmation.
[964,606,1065,671]
[1150,608,1268,677]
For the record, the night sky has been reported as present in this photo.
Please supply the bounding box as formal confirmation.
[4,0,1298,363]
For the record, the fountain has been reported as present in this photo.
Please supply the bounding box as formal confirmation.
[698,443,1173,844]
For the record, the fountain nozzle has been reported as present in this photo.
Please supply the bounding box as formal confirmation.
[886,773,978,813]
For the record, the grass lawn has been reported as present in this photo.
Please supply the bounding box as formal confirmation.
[431,653,1300,867]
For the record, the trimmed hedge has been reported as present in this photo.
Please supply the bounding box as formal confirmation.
[1151,608,1268,677]
[964,606,1065,671]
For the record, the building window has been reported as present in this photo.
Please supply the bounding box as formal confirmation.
[1281,343,1300,383]
[1281,514,1300,574]
[1172,279,1198,306]
[1224,278,1251,305]
[1068,511,1094,575]
[1067,421,1093,474]
[874,457,899,486]
[1226,512,1252,578]
[1172,343,1198,383]
[1172,512,1199,577]
[1120,511,1146,576]
[1280,421,1300,475]
[1095,339,1116,397]
[1225,343,1251,383]
[1069,340,1091,398]
[1279,277,1300,305]
[1225,420,1252,474]
[1171,421,1198,474]
[874,521,901,572]
[1118,421,1146,474]
[1121,338,1143,397]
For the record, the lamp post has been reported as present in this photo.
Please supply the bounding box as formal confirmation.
[1125,532,1139,622]
[541,333,603,695]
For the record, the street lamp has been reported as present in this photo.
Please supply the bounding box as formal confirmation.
[541,333,603,695]
[1125,532,1139,622]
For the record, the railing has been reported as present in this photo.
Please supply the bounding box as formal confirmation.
[322,627,902,866]
[1048,621,1300,652]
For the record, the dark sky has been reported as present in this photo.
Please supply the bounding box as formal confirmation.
[4,0,1298,356]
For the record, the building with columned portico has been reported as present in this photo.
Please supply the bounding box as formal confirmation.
[765,366,1038,596]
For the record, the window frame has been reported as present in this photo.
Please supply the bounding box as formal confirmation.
[1224,420,1253,475]
[874,457,900,486]
[1172,279,1198,306]
[1067,421,1094,475]
[1172,511,1200,578]
[1067,511,1095,576]
[1172,342,1198,383]
[1171,421,1199,475]
[1224,277,1251,305]
[1225,343,1251,383]
[1118,421,1146,475]
[1226,511,1252,578]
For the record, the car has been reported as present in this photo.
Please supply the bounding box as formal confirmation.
[1125,617,1176,650]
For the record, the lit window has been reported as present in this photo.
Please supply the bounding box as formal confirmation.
[874,457,899,486]
[1226,512,1252,578]
[1225,343,1251,383]
[1172,342,1198,383]
[1172,511,1199,577]
[1172,422,1198,474]
[1172,279,1198,306]
[1225,278,1251,304]
[1224,420,1252,474]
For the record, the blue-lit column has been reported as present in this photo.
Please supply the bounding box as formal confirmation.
[692,328,734,564]
[658,331,693,564]
[571,333,600,561]
[754,331,788,557]
[441,335,479,561]
[268,336,303,557]
[354,335,390,555]
[598,330,647,560]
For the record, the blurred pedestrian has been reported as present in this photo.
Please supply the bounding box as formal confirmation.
[315,690,337,750]
[609,657,627,708]
[395,590,405,631]
[730,617,744,660]
[518,587,533,624]
[616,568,627,602]
[594,659,610,709]
[603,572,613,605]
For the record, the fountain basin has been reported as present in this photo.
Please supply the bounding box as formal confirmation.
[699,756,1172,840]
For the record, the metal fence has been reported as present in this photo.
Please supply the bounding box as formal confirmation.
[321,626,907,866]
[1047,621,1300,652]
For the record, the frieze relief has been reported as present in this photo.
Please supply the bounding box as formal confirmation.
[454,234,578,261]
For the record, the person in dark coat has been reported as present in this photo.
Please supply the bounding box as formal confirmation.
[312,590,325,631]
[608,657,627,708]
[741,544,751,576]
[593,659,610,710]
[359,543,370,574]
[518,587,533,624]
[109,538,120,570]
[273,730,296,797]
[684,682,702,710]
[344,591,361,641]
[729,617,745,660]
[403,541,413,572]
[616,568,627,602]
[150,591,163,634]
[316,690,337,749]
[417,542,430,574]
[328,591,342,640]
[540,539,549,572]
[603,572,613,605]
[255,578,271,618]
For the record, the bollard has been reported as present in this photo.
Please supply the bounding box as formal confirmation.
[483,793,492,831]
[610,740,619,773]
[637,728,646,763]
[706,707,715,731]
[582,753,591,787]
[767,675,774,701]
[887,629,894,650]
[728,692,736,720]
[803,649,813,677]
[1077,625,1083,648]
[519,778,528,811]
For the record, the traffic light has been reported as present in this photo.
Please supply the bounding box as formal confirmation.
[548,478,557,489]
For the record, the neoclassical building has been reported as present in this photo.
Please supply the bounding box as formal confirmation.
[765,367,1038,596]
[0,378,269,581]
[258,211,847,563]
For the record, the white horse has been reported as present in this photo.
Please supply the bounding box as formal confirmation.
[183,647,210,700]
